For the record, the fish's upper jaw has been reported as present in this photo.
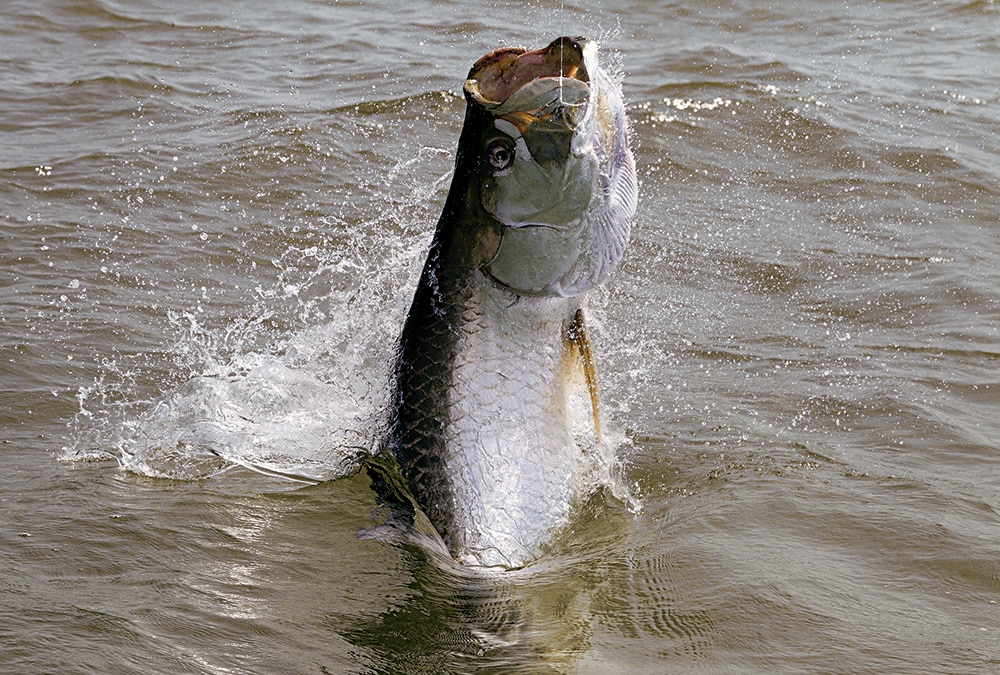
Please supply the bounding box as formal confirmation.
[465,36,593,113]
[466,38,596,151]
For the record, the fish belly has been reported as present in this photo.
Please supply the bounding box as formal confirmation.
[443,274,585,568]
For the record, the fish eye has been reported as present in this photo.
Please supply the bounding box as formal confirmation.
[486,138,515,172]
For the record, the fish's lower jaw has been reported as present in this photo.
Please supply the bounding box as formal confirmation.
[456,548,517,570]
[454,537,536,570]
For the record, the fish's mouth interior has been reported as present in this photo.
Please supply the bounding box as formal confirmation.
[467,37,590,107]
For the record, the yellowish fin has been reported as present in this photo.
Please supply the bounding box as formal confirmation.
[563,307,601,442]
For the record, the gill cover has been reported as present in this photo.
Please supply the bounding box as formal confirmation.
[464,37,637,297]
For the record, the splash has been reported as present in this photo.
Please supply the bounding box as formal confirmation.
[63,252,405,482]
[60,102,440,483]
[62,80,638,521]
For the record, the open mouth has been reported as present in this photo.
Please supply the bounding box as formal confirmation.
[464,37,593,123]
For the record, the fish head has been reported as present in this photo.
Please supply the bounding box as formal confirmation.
[462,36,637,297]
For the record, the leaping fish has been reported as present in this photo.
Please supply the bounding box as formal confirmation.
[373,37,637,569]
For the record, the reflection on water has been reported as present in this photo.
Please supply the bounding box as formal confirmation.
[339,484,727,673]
[346,488,716,674]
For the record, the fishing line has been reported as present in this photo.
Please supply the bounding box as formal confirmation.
[555,3,586,113]
[559,0,565,106]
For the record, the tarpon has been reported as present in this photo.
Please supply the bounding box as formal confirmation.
[375,37,637,569]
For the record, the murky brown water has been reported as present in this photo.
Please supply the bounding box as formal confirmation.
[3,0,999,672]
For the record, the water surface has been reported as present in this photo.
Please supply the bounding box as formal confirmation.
[3,0,999,672]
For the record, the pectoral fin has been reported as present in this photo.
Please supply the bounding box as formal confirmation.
[563,307,602,441]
